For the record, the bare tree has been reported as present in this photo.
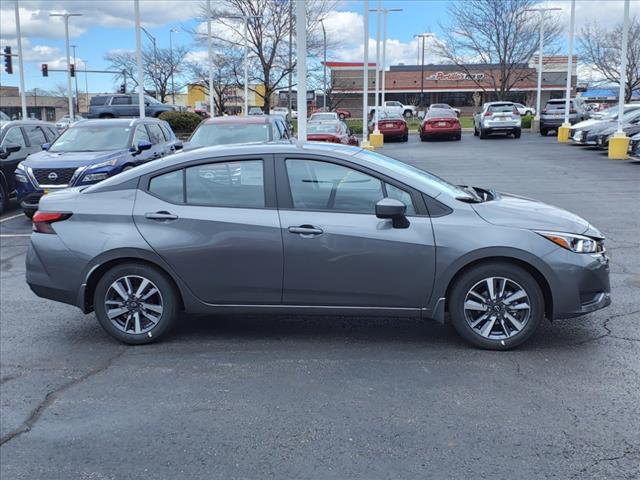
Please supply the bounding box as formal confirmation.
[195,0,336,113]
[434,0,562,101]
[105,45,190,102]
[186,52,242,114]
[579,17,640,103]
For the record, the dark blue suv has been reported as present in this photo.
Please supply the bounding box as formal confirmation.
[15,118,181,217]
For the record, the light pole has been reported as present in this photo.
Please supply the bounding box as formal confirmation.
[140,26,158,98]
[14,1,27,120]
[295,0,307,142]
[380,8,402,105]
[169,28,178,104]
[49,12,82,122]
[373,1,381,137]
[288,0,293,118]
[609,0,631,159]
[558,0,575,142]
[206,0,214,116]
[320,19,327,110]
[214,15,262,116]
[525,7,562,127]
[134,0,145,117]
[414,34,433,110]
[362,0,369,146]
[71,45,79,115]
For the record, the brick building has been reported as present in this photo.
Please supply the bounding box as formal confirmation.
[0,86,69,121]
[326,56,577,117]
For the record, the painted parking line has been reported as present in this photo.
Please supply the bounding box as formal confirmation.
[0,213,24,223]
[0,234,31,238]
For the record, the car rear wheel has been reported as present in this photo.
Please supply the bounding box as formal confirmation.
[513,128,521,139]
[0,184,6,216]
[479,128,488,139]
[99,114,115,119]
[94,263,179,345]
[339,113,345,120]
[23,209,35,219]
[540,128,548,136]
[473,125,479,136]
[449,262,544,350]
[403,110,412,118]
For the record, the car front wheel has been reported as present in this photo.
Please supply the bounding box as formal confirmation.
[449,262,544,350]
[94,263,179,345]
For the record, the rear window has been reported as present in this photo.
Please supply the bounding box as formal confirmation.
[427,109,456,118]
[90,96,108,106]
[546,100,573,110]
[488,104,515,113]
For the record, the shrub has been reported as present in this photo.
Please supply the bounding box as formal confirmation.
[521,114,534,129]
[158,111,203,135]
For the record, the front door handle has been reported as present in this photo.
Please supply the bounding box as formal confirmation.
[145,211,178,221]
[288,225,324,236]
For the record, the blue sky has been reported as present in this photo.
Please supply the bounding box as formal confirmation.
[0,0,636,94]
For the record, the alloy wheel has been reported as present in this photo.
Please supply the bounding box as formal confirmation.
[463,277,531,340]
[104,275,164,335]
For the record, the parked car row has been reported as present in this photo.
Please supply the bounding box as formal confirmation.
[540,97,591,136]
[568,104,640,149]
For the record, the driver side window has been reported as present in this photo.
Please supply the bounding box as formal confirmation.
[133,125,150,145]
[2,127,27,147]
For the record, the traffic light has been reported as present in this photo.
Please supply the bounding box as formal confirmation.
[70,63,75,77]
[119,84,126,94]
[41,64,48,77]
[3,47,12,74]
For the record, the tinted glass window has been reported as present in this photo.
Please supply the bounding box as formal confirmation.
[50,125,131,152]
[189,123,270,147]
[286,159,384,213]
[385,183,416,215]
[159,124,173,141]
[133,125,150,144]
[186,160,265,208]
[147,124,164,144]
[488,104,515,113]
[111,96,131,105]
[45,127,59,141]
[149,169,184,203]
[2,127,27,147]
[427,109,456,118]
[25,126,47,146]
[90,96,108,106]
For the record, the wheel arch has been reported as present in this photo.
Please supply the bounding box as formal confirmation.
[81,250,187,314]
[441,255,555,321]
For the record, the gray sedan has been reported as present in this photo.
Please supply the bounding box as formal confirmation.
[26,143,611,350]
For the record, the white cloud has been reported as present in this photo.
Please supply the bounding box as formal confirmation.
[539,0,640,31]
[184,50,208,64]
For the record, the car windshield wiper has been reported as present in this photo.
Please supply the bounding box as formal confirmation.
[456,185,484,203]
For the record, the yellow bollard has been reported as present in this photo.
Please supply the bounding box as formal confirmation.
[557,122,571,143]
[361,141,374,151]
[369,130,384,148]
[608,131,630,160]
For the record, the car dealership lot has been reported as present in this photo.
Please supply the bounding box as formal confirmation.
[1,134,639,479]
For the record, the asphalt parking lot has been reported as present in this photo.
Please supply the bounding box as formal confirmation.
[1,132,639,479]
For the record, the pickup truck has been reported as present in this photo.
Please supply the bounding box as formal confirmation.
[369,101,416,118]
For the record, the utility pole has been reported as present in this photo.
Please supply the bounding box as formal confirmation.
[71,45,79,115]
[609,0,631,159]
[207,0,214,116]
[380,8,402,105]
[295,0,307,142]
[321,19,327,110]
[362,0,369,146]
[169,28,178,104]
[525,7,562,127]
[49,12,82,122]
[558,0,575,143]
[134,0,145,117]
[14,1,27,119]
[414,34,432,110]
[374,1,381,131]
[288,0,293,117]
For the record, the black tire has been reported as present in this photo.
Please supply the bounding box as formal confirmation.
[449,262,544,350]
[99,113,115,119]
[94,262,179,345]
[420,134,426,142]
[402,134,408,142]
[0,183,6,216]
[23,209,35,219]
[454,134,462,141]
[540,128,548,136]
[339,113,345,120]
[403,110,412,118]
[473,125,479,137]
[479,128,488,139]
[513,128,521,139]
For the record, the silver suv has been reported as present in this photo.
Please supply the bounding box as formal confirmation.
[474,102,522,139]
[540,98,589,136]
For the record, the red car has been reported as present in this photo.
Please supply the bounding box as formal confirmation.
[368,112,409,142]
[307,120,358,146]
[420,108,461,141]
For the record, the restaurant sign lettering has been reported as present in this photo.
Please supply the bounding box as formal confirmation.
[425,71,485,81]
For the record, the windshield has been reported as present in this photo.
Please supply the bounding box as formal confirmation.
[189,123,271,146]
[308,123,339,134]
[621,108,640,122]
[0,111,11,121]
[49,125,131,152]
[310,113,337,121]
[354,150,472,199]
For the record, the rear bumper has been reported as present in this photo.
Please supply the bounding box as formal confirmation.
[541,117,579,128]
[423,127,461,136]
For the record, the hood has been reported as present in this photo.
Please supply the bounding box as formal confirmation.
[23,149,130,169]
[583,120,617,135]
[572,118,606,130]
[471,191,590,235]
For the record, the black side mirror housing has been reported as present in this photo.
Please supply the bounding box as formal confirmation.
[376,198,409,229]
[0,142,21,159]
[131,140,153,155]
[173,141,183,151]
[41,143,51,151]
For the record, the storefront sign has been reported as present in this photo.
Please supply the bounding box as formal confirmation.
[425,71,485,81]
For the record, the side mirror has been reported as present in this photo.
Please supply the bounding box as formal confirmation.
[132,140,153,155]
[0,142,21,159]
[41,143,51,151]
[376,198,409,229]
[173,141,183,151]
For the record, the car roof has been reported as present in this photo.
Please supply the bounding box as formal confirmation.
[202,115,280,125]
[0,119,56,130]
[70,118,164,128]
[484,101,514,106]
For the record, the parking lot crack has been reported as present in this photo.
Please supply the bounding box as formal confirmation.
[0,348,126,447]
[576,444,637,477]
[572,310,640,346]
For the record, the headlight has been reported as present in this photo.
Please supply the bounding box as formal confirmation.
[17,161,25,171]
[15,173,28,183]
[536,231,604,254]
[89,159,118,169]
[83,172,109,182]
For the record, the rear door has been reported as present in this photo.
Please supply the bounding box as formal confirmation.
[276,154,436,308]
[110,96,134,117]
[146,123,169,159]
[133,155,283,304]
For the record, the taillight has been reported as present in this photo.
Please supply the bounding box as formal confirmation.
[484,111,492,117]
[32,211,72,234]
[542,109,547,114]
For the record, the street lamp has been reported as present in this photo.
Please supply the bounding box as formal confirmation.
[320,19,327,110]
[609,0,631,159]
[213,14,262,116]
[362,0,370,146]
[558,0,576,143]
[376,8,402,105]
[525,7,562,126]
[206,0,214,116]
[71,44,79,115]
[134,0,145,117]
[169,28,179,104]
[14,2,27,120]
[414,33,433,109]
[49,12,82,122]
[140,26,158,97]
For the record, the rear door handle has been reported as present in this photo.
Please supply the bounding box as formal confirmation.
[288,225,324,236]
[145,211,178,221]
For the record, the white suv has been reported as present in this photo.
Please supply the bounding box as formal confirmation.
[474,102,522,139]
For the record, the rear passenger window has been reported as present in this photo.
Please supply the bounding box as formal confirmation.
[185,160,264,208]
[90,96,108,106]
[159,124,173,141]
[111,96,131,105]
[149,169,184,203]
[25,126,47,146]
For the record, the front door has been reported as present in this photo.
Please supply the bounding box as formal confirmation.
[133,156,283,304]
[276,156,436,308]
